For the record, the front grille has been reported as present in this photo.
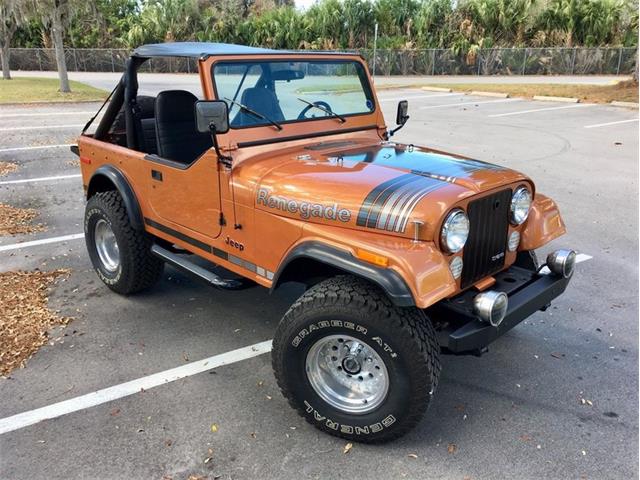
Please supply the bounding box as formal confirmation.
[461,189,512,288]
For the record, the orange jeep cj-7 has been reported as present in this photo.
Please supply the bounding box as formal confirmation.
[76,42,576,442]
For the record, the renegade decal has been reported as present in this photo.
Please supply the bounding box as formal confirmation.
[256,188,351,222]
[356,174,444,233]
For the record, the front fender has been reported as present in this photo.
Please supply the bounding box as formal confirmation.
[520,194,566,251]
[275,224,457,309]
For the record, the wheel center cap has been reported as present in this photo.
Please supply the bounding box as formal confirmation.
[342,356,361,374]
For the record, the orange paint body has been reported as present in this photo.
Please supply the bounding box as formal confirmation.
[78,53,566,309]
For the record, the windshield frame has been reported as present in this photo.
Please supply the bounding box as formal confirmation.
[210,57,377,131]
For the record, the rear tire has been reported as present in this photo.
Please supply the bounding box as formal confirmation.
[272,275,441,443]
[84,191,163,294]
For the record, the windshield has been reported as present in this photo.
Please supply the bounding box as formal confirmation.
[212,59,375,129]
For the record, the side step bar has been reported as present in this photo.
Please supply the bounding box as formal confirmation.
[151,244,246,290]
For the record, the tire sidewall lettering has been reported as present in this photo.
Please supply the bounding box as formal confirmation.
[291,321,397,360]
[303,399,397,436]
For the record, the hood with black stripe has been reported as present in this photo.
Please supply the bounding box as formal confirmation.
[250,140,531,241]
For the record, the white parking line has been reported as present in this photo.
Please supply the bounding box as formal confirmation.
[0,340,273,435]
[0,144,75,153]
[0,111,94,118]
[0,124,84,132]
[380,93,461,102]
[489,104,594,118]
[0,174,82,185]
[0,233,84,253]
[0,249,593,434]
[584,118,639,129]
[419,98,520,110]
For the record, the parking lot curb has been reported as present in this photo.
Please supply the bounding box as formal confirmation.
[0,99,104,107]
[470,91,510,98]
[421,86,453,93]
[610,100,639,109]
[532,95,580,103]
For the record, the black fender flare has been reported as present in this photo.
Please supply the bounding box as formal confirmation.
[87,165,144,231]
[270,241,415,307]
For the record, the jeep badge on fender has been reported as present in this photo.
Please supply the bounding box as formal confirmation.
[76,42,576,443]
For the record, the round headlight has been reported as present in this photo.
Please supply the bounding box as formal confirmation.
[440,209,469,253]
[510,186,532,225]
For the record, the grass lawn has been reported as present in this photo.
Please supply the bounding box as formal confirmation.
[0,76,107,104]
[416,80,639,103]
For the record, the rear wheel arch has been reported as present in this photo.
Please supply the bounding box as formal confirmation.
[87,165,144,231]
[270,241,415,307]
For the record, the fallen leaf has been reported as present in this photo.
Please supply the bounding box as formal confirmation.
[550,352,563,359]
[407,453,418,459]
[204,457,212,464]
[210,423,219,433]
[447,444,457,454]
[182,352,189,362]
[110,408,120,416]
[343,442,353,454]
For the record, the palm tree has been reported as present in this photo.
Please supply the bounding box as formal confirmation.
[342,0,373,48]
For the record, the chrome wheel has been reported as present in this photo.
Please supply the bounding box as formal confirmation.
[305,334,389,414]
[94,218,120,272]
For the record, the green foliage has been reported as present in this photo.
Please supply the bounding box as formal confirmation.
[9,0,639,51]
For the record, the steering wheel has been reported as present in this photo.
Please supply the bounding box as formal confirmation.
[297,100,334,120]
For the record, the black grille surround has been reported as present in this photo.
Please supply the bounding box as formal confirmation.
[461,189,512,289]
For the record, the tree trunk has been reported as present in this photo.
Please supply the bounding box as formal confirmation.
[1,43,11,80]
[51,12,70,93]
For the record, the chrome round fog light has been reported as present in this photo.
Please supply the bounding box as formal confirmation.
[508,231,520,252]
[473,291,508,327]
[546,249,577,278]
[449,256,463,279]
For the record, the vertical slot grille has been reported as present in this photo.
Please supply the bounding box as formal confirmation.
[461,189,512,288]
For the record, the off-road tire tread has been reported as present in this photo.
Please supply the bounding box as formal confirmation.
[86,191,163,294]
[272,275,441,443]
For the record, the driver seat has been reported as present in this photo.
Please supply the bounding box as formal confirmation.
[233,87,285,127]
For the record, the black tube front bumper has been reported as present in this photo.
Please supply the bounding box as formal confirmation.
[430,265,571,354]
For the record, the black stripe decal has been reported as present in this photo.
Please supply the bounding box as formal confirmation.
[145,218,212,253]
[356,174,414,227]
[366,175,420,228]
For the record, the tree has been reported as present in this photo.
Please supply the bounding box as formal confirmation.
[126,0,200,46]
[30,0,87,92]
[0,0,26,80]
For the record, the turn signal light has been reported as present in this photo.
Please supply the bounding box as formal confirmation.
[355,249,389,267]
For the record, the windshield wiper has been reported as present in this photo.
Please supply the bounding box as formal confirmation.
[224,97,282,131]
[297,98,346,123]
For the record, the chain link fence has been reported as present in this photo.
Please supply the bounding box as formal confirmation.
[8,47,637,75]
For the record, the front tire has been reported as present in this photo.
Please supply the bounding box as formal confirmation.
[272,275,441,443]
[84,191,163,294]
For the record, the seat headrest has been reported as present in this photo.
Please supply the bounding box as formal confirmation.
[241,87,276,105]
[156,90,199,122]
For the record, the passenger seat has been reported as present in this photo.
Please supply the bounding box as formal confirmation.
[155,90,212,164]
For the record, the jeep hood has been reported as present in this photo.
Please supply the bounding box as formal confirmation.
[247,141,530,241]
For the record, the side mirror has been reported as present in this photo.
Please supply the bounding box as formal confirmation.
[195,100,229,134]
[396,100,409,126]
[389,100,409,138]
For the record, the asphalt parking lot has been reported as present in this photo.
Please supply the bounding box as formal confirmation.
[0,84,638,480]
